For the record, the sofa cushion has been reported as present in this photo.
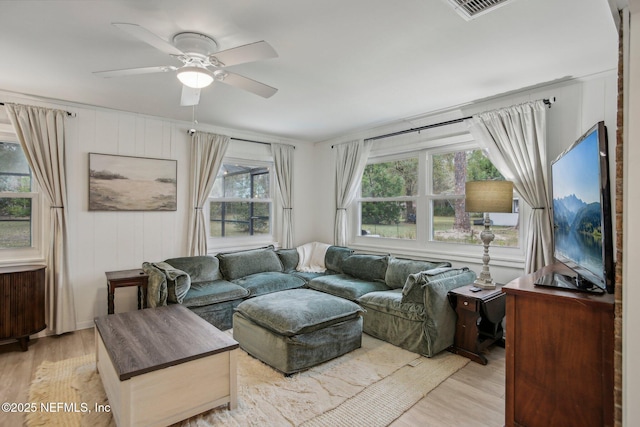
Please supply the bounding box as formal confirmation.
[232,271,305,297]
[324,246,354,273]
[276,248,299,272]
[217,246,283,280]
[291,270,330,284]
[182,280,249,308]
[342,254,389,282]
[234,289,363,336]
[164,255,223,283]
[384,257,452,289]
[152,261,191,304]
[358,289,426,322]
[308,274,390,301]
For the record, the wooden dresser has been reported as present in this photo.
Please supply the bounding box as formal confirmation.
[503,263,614,427]
[0,265,46,351]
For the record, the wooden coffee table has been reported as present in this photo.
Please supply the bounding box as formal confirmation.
[94,304,238,427]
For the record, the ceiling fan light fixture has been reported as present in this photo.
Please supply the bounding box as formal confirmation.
[177,66,214,88]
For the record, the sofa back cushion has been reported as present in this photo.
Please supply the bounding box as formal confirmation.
[324,246,354,273]
[342,254,389,282]
[217,246,283,280]
[164,256,223,283]
[384,257,452,289]
[276,248,299,272]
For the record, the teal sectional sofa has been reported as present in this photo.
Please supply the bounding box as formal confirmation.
[142,244,476,357]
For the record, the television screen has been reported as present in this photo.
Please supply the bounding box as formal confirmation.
[548,121,614,294]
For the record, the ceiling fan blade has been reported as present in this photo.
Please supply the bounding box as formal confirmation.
[112,23,185,56]
[93,65,177,78]
[210,41,277,67]
[180,86,201,106]
[222,72,278,98]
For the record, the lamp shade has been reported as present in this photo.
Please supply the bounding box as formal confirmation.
[176,66,214,89]
[465,180,514,213]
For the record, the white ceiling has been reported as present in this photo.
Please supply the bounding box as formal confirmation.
[0,0,618,143]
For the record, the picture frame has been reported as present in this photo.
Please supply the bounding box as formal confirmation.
[88,153,177,211]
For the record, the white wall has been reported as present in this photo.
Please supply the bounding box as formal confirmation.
[290,141,318,246]
[624,4,640,426]
[307,72,618,286]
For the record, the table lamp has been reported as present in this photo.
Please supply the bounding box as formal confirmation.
[465,180,514,289]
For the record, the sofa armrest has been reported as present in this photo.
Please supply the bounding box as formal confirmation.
[401,267,477,356]
[142,262,168,307]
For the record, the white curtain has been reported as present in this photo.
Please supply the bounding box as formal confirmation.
[334,139,372,246]
[6,103,76,334]
[271,143,295,248]
[187,131,229,256]
[466,100,553,273]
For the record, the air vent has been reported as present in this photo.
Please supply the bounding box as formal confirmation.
[447,0,516,20]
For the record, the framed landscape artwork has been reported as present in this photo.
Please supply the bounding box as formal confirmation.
[89,153,177,211]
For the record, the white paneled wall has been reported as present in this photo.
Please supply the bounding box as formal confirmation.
[66,108,191,327]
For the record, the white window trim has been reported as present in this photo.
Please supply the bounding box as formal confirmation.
[0,145,45,265]
[351,141,527,267]
[206,157,277,252]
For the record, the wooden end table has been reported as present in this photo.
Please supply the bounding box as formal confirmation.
[95,305,239,426]
[447,284,506,365]
[0,265,46,351]
[105,269,148,314]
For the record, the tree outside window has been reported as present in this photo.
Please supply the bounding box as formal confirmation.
[360,158,418,239]
[0,142,34,248]
[431,149,518,247]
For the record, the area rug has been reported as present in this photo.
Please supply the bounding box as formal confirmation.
[26,334,468,427]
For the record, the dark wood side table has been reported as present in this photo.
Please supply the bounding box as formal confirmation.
[447,284,506,365]
[0,265,46,351]
[105,269,148,314]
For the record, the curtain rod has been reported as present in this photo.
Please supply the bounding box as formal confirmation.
[231,137,295,149]
[0,102,76,117]
[186,129,295,149]
[331,97,555,147]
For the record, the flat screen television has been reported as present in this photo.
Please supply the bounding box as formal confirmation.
[538,121,615,294]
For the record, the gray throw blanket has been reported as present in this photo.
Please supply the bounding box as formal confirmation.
[152,261,191,304]
[142,262,168,307]
[402,267,474,355]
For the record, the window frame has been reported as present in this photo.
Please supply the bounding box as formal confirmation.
[206,157,275,250]
[351,141,526,265]
[358,152,420,240]
[0,140,44,263]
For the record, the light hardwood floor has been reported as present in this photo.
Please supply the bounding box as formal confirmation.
[0,329,505,426]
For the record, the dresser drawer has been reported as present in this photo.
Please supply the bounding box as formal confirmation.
[457,295,480,311]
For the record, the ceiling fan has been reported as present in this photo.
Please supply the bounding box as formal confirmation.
[94,23,278,106]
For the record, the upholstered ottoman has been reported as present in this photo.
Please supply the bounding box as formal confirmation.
[233,289,363,374]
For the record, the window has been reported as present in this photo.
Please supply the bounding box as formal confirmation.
[0,142,38,249]
[357,147,520,249]
[430,149,519,247]
[360,157,418,239]
[208,161,272,239]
